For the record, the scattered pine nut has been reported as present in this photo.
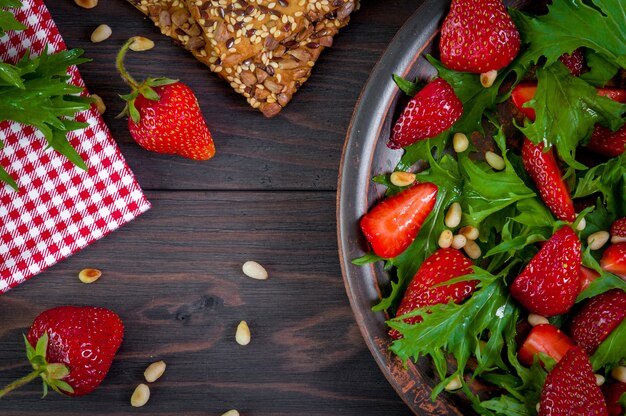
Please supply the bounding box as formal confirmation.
[611,235,626,244]
[78,268,101,284]
[130,384,150,407]
[459,226,479,241]
[91,94,106,114]
[480,70,498,88]
[594,374,605,386]
[390,171,415,187]
[576,217,587,231]
[236,320,251,346]
[144,360,166,383]
[90,24,112,43]
[438,229,453,249]
[444,375,462,391]
[242,260,268,280]
[611,366,626,383]
[587,231,609,250]
[453,132,469,153]
[463,239,481,259]
[451,234,467,250]
[129,36,155,52]
[485,151,505,171]
[221,411,240,416]
[527,313,549,327]
[445,202,462,228]
[75,0,97,8]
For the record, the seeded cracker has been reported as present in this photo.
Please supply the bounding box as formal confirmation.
[127,0,356,117]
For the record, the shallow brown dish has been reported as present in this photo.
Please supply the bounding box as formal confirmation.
[337,0,528,414]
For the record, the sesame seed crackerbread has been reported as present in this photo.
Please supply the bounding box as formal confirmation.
[127,0,356,117]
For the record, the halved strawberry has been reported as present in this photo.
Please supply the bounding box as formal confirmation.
[598,88,626,104]
[390,248,476,339]
[559,48,586,77]
[603,381,626,416]
[511,226,581,316]
[360,182,438,258]
[610,218,626,243]
[580,266,601,292]
[439,0,520,73]
[518,324,575,367]
[600,243,626,280]
[569,289,626,355]
[539,346,608,416]
[522,139,576,222]
[388,78,463,149]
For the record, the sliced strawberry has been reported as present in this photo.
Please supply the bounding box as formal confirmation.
[610,218,626,243]
[598,88,626,104]
[439,0,520,73]
[559,48,586,77]
[360,182,438,258]
[388,78,463,149]
[587,125,626,158]
[603,381,626,416]
[522,139,576,222]
[600,243,626,280]
[511,226,581,316]
[518,324,575,367]
[569,289,626,355]
[580,266,601,292]
[539,346,608,416]
[390,248,476,339]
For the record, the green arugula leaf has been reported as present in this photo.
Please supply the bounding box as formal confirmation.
[517,62,626,168]
[574,155,626,219]
[619,391,626,410]
[0,7,25,38]
[392,73,424,96]
[590,318,626,371]
[510,0,626,69]
[580,50,620,87]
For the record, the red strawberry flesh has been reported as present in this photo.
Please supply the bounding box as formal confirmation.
[603,381,626,416]
[518,324,575,367]
[611,218,626,241]
[587,125,626,158]
[360,182,438,258]
[26,306,124,396]
[539,346,608,415]
[390,248,476,339]
[388,78,462,149]
[510,226,581,316]
[569,289,626,355]
[600,243,626,280]
[559,48,586,77]
[439,0,520,73]
[522,139,576,222]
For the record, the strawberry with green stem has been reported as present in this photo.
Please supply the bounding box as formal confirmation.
[116,37,215,160]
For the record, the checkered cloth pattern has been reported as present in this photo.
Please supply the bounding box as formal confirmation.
[0,0,151,292]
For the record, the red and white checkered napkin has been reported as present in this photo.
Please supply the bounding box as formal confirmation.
[0,0,151,292]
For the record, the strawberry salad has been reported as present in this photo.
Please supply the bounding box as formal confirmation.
[354,0,626,414]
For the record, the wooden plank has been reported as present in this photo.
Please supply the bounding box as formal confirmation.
[0,191,413,415]
[45,0,421,191]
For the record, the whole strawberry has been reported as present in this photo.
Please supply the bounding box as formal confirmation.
[117,37,215,160]
[439,0,520,74]
[0,306,123,398]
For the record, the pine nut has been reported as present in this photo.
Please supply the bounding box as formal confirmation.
[129,36,155,52]
[444,375,462,391]
[236,320,251,346]
[90,24,112,43]
[463,239,481,259]
[459,226,479,241]
[611,366,626,383]
[130,384,150,407]
[594,374,605,386]
[91,94,106,114]
[144,360,166,383]
[536,403,541,413]
[78,268,101,284]
[527,313,549,327]
[390,171,416,187]
[451,234,467,250]
[75,0,97,8]
[221,411,240,416]
[485,151,505,170]
[438,229,453,248]
[587,231,609,250]
[445,202,462,228]
[453,132,469,153]
[242,260,268,280]
[611,235,626,244]
[480,70,498,88]
[576,217,587,231]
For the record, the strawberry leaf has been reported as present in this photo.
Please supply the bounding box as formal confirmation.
[145,77,177,87]
[34,332,48,358]
[23,334,35,360]
[590,318,626,371]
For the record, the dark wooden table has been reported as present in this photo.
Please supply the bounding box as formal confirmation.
[0,0,420,414]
